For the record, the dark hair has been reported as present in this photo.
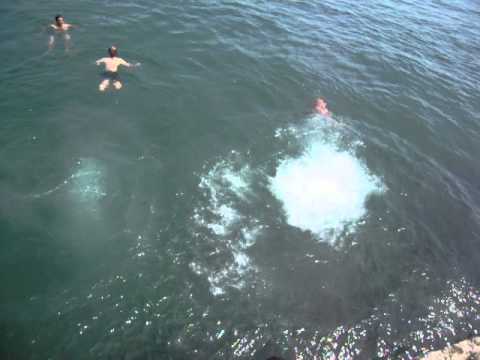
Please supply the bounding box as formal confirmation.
[108,46,118,57]
[266,357,286,360]
[55,15,63,22]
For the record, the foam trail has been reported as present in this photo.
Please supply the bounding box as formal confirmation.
[32,158,106,201]
[193,160,260,295]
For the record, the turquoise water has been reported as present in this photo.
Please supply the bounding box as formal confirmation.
[1,0,480,359]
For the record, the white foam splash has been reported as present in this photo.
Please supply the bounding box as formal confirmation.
[193,115,384,294]
[207,205,239,236]
[270,119,384,242]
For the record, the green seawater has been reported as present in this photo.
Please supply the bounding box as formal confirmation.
[1,0,480,358]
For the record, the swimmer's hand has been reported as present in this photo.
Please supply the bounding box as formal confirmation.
[127,62,141,68]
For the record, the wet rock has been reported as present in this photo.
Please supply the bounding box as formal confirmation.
[422,337,480,360]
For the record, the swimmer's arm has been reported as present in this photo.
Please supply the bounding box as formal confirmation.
[120,59,141,68]
[95,58,106,65]
[45,24,57,33]
[119,58,133,67]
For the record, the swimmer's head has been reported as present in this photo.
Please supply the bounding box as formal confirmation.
[55,15,64,25]
[108,46,118,58]
[315,98,330,115]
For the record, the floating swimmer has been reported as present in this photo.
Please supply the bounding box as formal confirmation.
[48,15,75,51]
[315,98,331,116]
[95,46,140,92]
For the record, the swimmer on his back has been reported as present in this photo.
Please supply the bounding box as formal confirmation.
[96,46,140,91]
[48,15,74,50]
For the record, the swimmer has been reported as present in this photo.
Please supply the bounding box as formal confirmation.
[48,15,74,51]
[95,46,140,92]
[315,98,331,116]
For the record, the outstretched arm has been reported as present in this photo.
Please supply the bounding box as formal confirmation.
[95,58,105,66]
[120,58,141,68]
[44,24,56,35]
[120,58,133,67]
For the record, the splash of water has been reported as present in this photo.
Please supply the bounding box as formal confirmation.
[270,120,384,242]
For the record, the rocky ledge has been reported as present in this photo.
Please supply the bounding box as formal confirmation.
[422,337,480,360]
